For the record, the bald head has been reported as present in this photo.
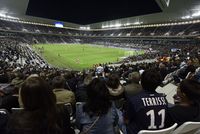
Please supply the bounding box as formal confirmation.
[128,72,140,84]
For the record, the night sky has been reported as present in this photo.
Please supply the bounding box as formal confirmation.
[26,0,162,25]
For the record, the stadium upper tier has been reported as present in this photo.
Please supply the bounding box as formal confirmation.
[0,19,200,37]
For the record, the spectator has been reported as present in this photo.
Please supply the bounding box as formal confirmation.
[106,74,125,101]
[106,74,126,134]
[125,69,170,134]
[7,76,74,134]
[75,73,93,102]
[0,87,19,112]
[52,76,75,105]
[159,63,168,80]
[125,71,142,97]
[96,64,104,76]
[169,79,200,126]
[76,78,118,134]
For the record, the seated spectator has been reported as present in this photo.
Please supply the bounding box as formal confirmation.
[125,72,142,97]
[10,71,24,89]
[106,74,126,134]
[52,76,75,105]
[106,74,125,101]
[169,79,200,126]
[0,73,9,84]
[0,87,19,112]
[125,69,170,134]
[75,73,93,102]
[159,63,168,80]
[7,76,74,134]
[76,78,118,134]
[96,64,104,76]
[193,67,200,83]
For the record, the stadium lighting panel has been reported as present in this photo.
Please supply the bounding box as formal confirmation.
[79,26,90,30]
[192,11,200,17]
[0,13,18,20]
[114,24,122,27]
[55,22,64,28]
[125,23,130,26]
[181,16,192,19]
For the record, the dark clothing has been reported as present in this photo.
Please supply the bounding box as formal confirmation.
[169,103,200,126]
[159,68,168,81]
[126,90,170,134]
[125,82,142,98]
[0,109,9,134]
[7,105,75,134]
[75,84,88,102]
[0,95,19,112]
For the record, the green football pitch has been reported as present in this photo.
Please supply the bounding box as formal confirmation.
[32,44,144,70]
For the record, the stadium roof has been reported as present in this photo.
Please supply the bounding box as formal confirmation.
[0,0,200,29]
[26,0,162,25]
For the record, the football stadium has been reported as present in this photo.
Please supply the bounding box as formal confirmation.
[0,0,200,134]
[33,44,144,70]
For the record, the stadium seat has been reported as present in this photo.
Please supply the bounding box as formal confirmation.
[11,107,24,113]
[64,103,73,116]
[0,109,9,134]
[76,102,82,106]
[138,123,177,134]
[172,122,200,134]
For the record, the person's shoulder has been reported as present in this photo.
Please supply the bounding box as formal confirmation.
[9,110,33,127]
[54,88,74,94]
[169,104,199,113]
[128,90,145,98]
[10,110,31,119]
[125,83,142,93]
[126,90,145,105]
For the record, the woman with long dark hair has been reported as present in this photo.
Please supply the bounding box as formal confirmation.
[76,78,118,134]
[7,76,74,134]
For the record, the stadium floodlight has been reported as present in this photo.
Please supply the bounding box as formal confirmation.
[0,13,18,20]
[181,15,192,19]
[103,25,106,28]
[124,23,130,26]
[55,22,64,28]
[80,26,85,29]
[113,23,122,27]
[116,24,122,27]
[133,22,140,25]
[192,11,200,17]
[80,26,90,30]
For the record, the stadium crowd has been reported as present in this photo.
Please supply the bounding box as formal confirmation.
[0,18,200,134]
[0,35,200,134]
[1,18,200,37]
